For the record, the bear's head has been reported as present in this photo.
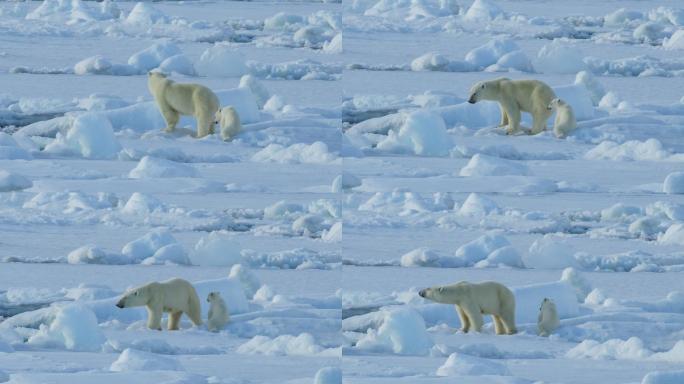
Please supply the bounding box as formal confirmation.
[419,282,468,304]
[547,98,563,111]
[116,285,150,308]
[539,297,556,311]
[207,291,221,303]
[148,71,167,79]
[468,79,500,104]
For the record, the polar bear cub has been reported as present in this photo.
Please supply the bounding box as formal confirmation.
[547,98,577,138]
[214,106,242,141]
[116,278,203,330]
[147,72,220,138]
[419,281,517,335]
[206,291,230,332]
[468,77,556,136]
[537,298,560,337]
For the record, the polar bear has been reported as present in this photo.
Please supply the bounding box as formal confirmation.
[537,298,560,337]
[214,106,242,141]
[547,98,576,139]
[147,72,220,138]
[468,78,556,135]
[206,291,230,332]
[116,278,203,330]
[419,281,517,335]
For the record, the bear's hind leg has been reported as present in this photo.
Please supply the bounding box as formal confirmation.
[501,309,517,334]
[168,311,182,330]
[530,107,552,135]
[457,305,471,333]
[195,114,213,138]
[493,315,506,335]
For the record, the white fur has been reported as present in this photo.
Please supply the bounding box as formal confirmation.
[147,72,220,138]
[537,298,560,336]
[206,291,230,332]
[214,106,242,141]
[116,278,203,330]
[419,281,517,335]
[547,98,577,138]
[468,77,556,135]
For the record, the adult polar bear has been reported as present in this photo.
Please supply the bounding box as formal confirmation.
[419,281,517,335]
[116,278,203,330]
[148,72,219,138]
[468,77,556,136]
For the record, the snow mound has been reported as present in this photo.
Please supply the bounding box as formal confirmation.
[454,233,510,266]
[460,154,530,176]
[464,0,504,22]
[0,133,32,160]
[129,156,199,179]
[121,229,178,263]
[664,172,684,194]
[332,173,362,192]
[410,52,474,72]
[465,38,519,68]
[228,264,261,299]
[74,56,138,76]
[585,139,672,161]
[663,30,684,50]
[436,352,510,376]
[523,235,579,269]
[67,245,127,265]
[314,367,342,384]
[239,74,270,109]
[566,337,652,360]
[142,243,191,266]
[475,246,524,269]
[252,142,338,164]
[561,267,592,302]
[376,110,452,156]
[575,71,605,105]
[534,41,586,74]
[264,12,305,31]
[121,192,165,215]
[642,370,684,384]
[659,223,684,245]
[0,170,32,192]
[196,44,249,77]
[604,8,644,27]
[129,43,181,72]
[356,307,433,355]
[194,276,250,315]
[323,33,342,54]
[400,247,443,267]
[190,232,242,267]
[27,304,105,352]
[552,84,595,121]
[458,193,500,216]
[322,221,342,242]
[125,2,168,25]
[110,348,183,372]
[158,54,196,77]
[216,87,261,124]
[44,113,122,159]
[237,333,337,356]
[488,50,534,73]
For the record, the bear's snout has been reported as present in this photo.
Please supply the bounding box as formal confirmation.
[467,95,476,104]
[115,299,125,308]
[418,289,426,298]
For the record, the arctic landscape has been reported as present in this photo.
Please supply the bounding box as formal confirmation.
[1,0,684,383]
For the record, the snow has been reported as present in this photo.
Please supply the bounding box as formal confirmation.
[642,370,684,384]
[459,154,530,177]
[375,110,452,156]
[44,113,122,159]
[110,348,183,372]
[523,235,579,269]
[464,0,504,22]
[252,142,338,164]
[190,232,242,267]
[663,172,684,194]
[534,41,586,75]
[27,304,105,352]
[237,333,338,356]
[128,156,199,179]
[0,169,32,191]
[436,352,510,376]
[314,366,342,384]
[195,44,249,78]
[356,307,433,355]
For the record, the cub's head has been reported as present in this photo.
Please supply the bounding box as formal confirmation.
[207,291,221,303]
[547,98,564,110]
[539,297,556,311]
[418,282,468,304]
[214,106,237,125]
[468,79,504,104]
[115,285,149,308]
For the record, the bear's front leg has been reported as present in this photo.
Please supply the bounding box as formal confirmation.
[462,303,484,332]
[146,304,163,330]
[498,107,509,127]
[160,107,179,133]
[457,305,471,333]
[502,102,521,135]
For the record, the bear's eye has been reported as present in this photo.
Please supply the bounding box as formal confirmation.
[134,291,139,296]
[481,84,485,89]
[438,287,444,292]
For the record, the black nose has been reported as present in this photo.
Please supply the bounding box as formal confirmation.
[418,289,426,298]
[116,303,123,308]
[468,97,476,104]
